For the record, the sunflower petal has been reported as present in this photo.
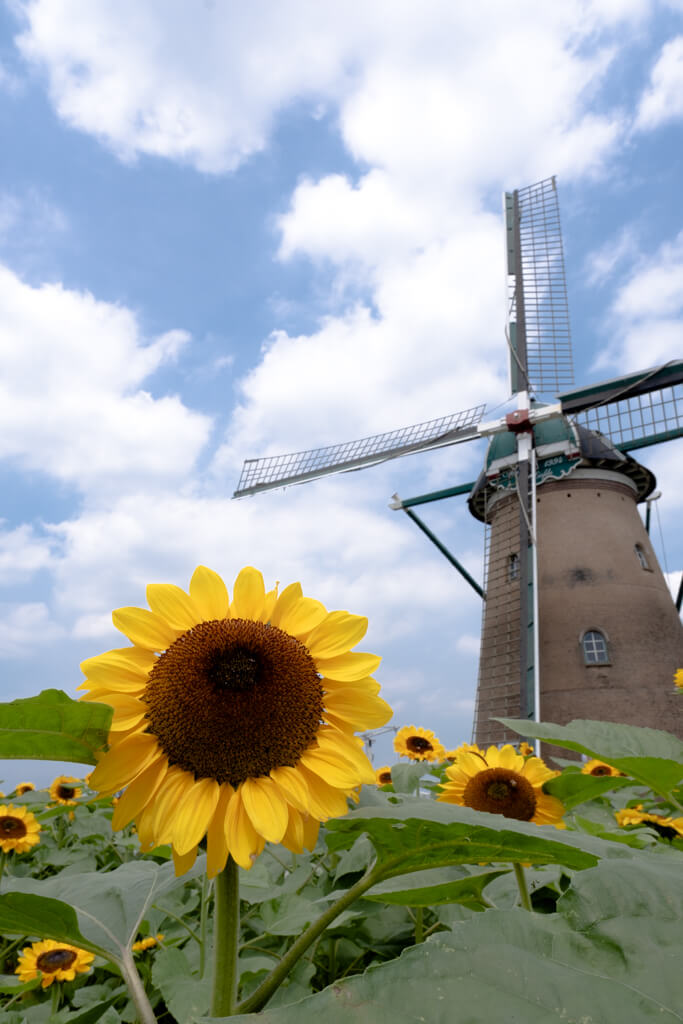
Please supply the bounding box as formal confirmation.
[190,565,230,621]
[314,651,381,681]
[80,648,154,684]
[112,607,180,651]
[316,728,375,783]
[146,583,200,631]
[150,769,195,844]
[225,789,263,870]
[323,689,392,728]
[89,734,161,795]
[230,567,265,621]
[280,806,304,854]
[261,584,279,623]
[269,582,303,629]
[172,777,221,856]
[278,597,328,637]
[302,815,320,851]
[299,749,360,789]
[206,784,234,879]
[172,844,198,877]
[270,765,310,813]
[322,675,381,696]
[305,611,368,659]
[240,776,288,844]
[297,766,349,819]
[111,758,168,830]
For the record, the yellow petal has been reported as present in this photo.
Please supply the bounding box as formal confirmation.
[78,678,146,697]
[206,784,234,880]
[278,597,328,637]
[302,815,320,851]
[314,651,381,681]
[225,789,262,870]
[172,777,221,856]
[280,806,304,854]
[323,690,392,728]
[322,675,381,696]
[190,565,230,621]
[261,584,279,623]
[299,749,360,789]
[269,582,303,629]
[297,766,349,819]
[80,648,154,685]
[230,567,265,621]
[146,583,201,631]
[89,734,161,795]
[172,844,198,877]
[240,776,289,844]
[317,726,375,782]
[112,607,181,651]
[151,770,196,845]
[111,758,168,830]
[305,611,368,659]
[269,766,310,813]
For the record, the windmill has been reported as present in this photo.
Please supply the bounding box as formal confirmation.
[234,176,683,746]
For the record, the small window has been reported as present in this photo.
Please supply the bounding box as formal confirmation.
[508,553,520,581]
[634,544,650,570]
[582,630,610,665]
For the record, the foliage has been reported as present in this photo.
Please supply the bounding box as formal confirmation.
[0,694,682,1021]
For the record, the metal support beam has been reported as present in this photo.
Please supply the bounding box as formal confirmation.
[394,502,485,599]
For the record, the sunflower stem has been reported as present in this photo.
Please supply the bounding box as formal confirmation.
[513,862,533,912]
[236,860,385,1015]
[0,850,6,887]
[198,875,209,979]
[211,855,240,1017]
[414,906,425,943]
[119,951,158,1024]
[51,982,61,1014]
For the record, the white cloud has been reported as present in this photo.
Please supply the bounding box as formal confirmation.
[0,602,64,657]
[0,524,55,583]
[585,226,639,285]
[635,35,683,131]
[456,634,481,656]
[0,264,212,494]
[0,189,67,245]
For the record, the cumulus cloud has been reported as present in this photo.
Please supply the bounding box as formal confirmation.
[635,35,683,131]
[0,524,55,583]
[0,602,64,657]
[0,264,212,495]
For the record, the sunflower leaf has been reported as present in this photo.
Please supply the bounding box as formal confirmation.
[0,689,112,765]
[0,892,106,958]
[497,718,683,794]
[543,770,633,810]
[365,866,507,908]
[151,947,211,1023]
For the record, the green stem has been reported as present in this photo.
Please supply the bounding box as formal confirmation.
[51,981,61,1014]
[211,855,240,1017]
[236,861,385,1015]
[414,906,424,944]
[0,850,6,888]
[119,951,158,1024]
[513,862,532,912]
[153,904,203,947]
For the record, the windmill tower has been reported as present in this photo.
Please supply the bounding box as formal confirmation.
[234,176,683,744]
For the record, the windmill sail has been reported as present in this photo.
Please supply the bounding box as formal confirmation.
[234,404,485,497]
[505,176,574,396]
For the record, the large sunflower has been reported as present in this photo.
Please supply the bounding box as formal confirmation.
[437,744,565,826]
[0,804,41,854]
[49,776,83,806]
[393,726,445,762]
[80,566,391,877]
[15,940,94,988]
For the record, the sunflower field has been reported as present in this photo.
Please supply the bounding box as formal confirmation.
[0,566,682,1022]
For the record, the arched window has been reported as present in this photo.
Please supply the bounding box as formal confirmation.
[634,544,650,570]
[581,629,610,665]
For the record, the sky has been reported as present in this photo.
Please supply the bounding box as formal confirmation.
[1,0,682,789]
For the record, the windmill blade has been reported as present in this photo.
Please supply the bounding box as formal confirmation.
[505,176,574,396]
[233,403,486,497]
[559,359,683,451]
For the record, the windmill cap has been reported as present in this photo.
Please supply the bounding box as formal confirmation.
[467,414,655,522]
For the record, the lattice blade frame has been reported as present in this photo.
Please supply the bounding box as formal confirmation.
[505,176,574,395]
[234,404,486,497]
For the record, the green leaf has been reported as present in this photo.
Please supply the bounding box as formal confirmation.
[544,769,633,810]
[389,762,433,794]
[325,799,600,873]
[498,718,683,794]
[0,971,41,994]
[0,858,203,961]
[151,946,211,1023]
[0,689,112,765]
[366,867,507,908]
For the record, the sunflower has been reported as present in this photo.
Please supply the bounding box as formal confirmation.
[80,566,391,877]
[582,759,625,778]
[15,940,94,988]
[0,804,41,854]
[375,766,392,786]
[518,741,535,757]
[444,741,484,762]
[437,745,565,826]
[49,776,83,806]
[615,806,683,840]
[14,782,35,796]
[674,668,683,691]
[393,726,446,762]
[132,932,164,952]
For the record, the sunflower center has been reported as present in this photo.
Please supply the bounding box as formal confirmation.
[463,767,537,820]
[57,786,76,799]
[0,816,26,838]
[589,765,611,776]
[143,618,324,786]
[378,771,392,784]
[407,737,433,754]
[36,949,77,973]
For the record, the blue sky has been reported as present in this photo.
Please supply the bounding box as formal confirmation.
[1,0,682,789]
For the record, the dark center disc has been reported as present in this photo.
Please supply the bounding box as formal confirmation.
[0,816,26,838]
[143,618,324,786]
[36,949,77,972]
[407,736,433,754]
[589,765,611,776]
[463,767,537,820]
[378,772,392,784]
[57,786,75,799]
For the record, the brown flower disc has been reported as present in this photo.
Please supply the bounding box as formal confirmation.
[143,618,324,786]
[0,816,27,839]
[406,736,433,754]
[463,767,537,820]
[36,949,77,972]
